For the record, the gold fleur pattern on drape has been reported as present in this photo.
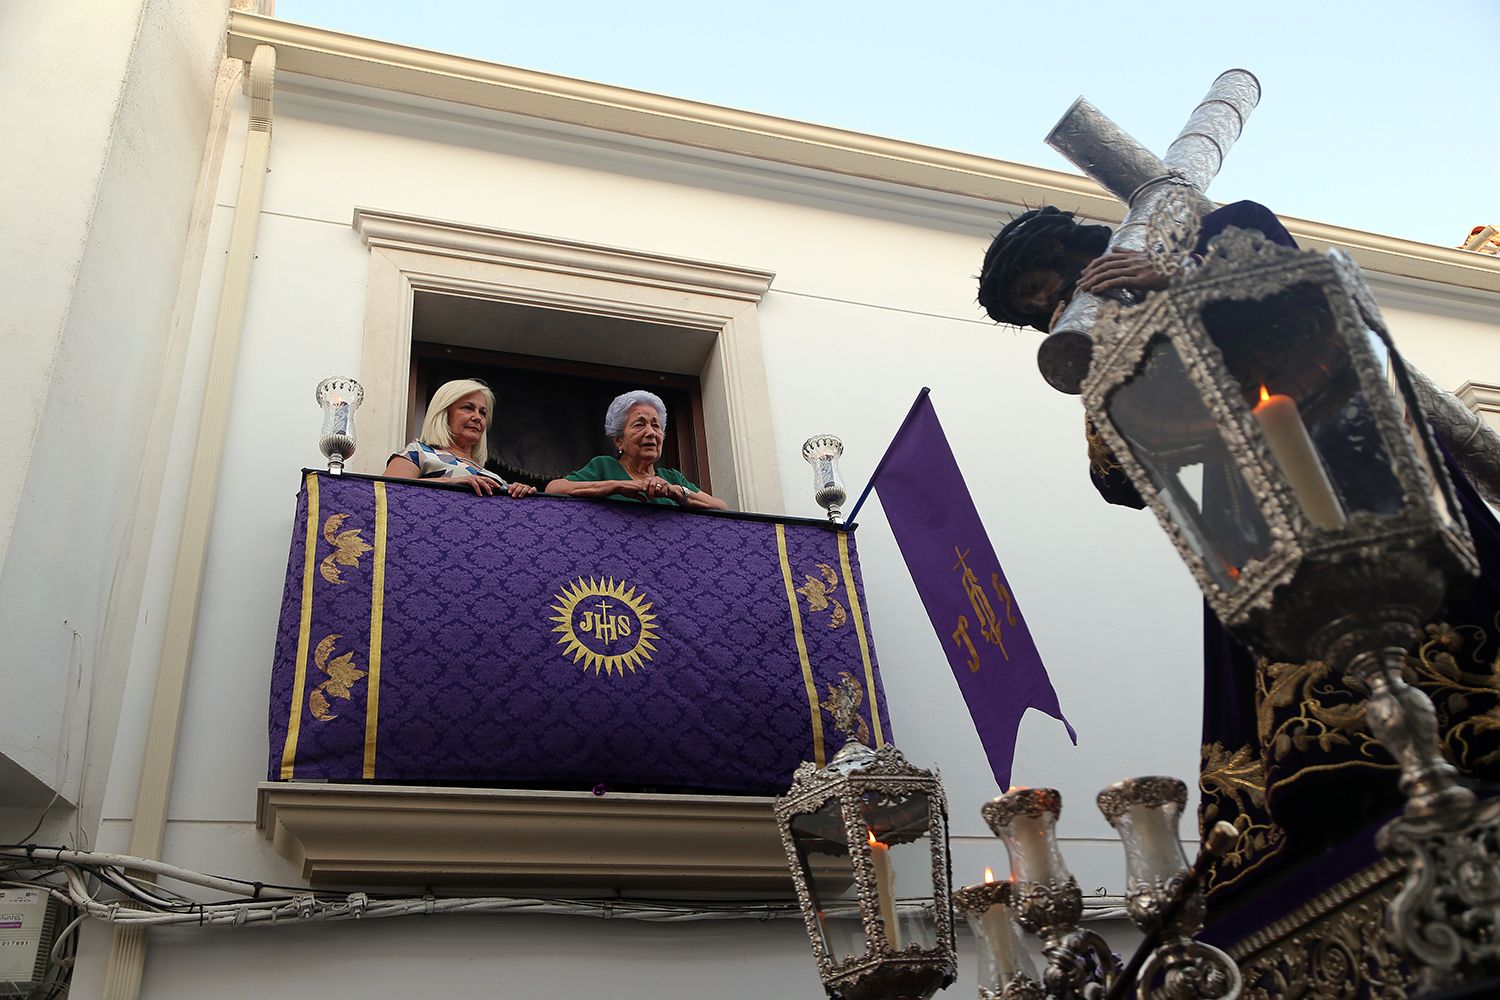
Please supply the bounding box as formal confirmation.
[319,513,373,585]
[1412,619,1500,770]
[309,633,367,722]
[796,562,847,629]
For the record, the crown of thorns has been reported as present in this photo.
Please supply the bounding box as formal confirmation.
[976,207,1112,331]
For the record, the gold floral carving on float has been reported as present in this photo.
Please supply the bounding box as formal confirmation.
[309,633,367,721]
[795,563,847,629]
[319,513,373,585]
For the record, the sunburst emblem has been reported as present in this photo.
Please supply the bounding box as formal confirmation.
[549,577,660,676]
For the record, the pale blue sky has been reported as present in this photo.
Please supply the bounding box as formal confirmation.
[276,1,1498,248]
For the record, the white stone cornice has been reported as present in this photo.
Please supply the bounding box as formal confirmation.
[228,12,1500,296]
[352,208,775,303]
[1456,381,1500,417]
[227,11,1120,218]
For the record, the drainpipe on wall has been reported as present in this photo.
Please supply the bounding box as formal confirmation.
[100,42,276,1000]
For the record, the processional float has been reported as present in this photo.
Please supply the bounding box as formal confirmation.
[1038,69,1500,997]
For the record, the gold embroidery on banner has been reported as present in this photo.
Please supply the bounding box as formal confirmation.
[819,672,870,746]
[309,633,367,721]
[363,482,387,779]
[795,563,847,628]
[549,577,659,676]
[836,532,884,748]
[952,546,1012,663]
[319,512,373,585]
[280,472,320,779]
[777,524,826,767]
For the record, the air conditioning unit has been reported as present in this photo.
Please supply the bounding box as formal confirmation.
[0,888,68,998]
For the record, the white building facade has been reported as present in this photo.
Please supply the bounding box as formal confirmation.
[5,4,1500,998]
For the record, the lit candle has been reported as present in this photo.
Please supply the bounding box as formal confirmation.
[327,394,351,436]
[994,788,1067,885]
[1252,385,1347,530]
[962,870,1037,989]
[868,830,902,949]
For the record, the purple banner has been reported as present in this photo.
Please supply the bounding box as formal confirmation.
[862,390,1074,789]
[268,472,892,794]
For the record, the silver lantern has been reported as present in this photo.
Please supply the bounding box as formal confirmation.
[776,682,956,1000]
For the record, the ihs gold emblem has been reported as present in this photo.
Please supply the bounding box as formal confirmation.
[549,577,660,676]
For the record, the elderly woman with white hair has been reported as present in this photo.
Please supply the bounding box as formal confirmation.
[383,378,536,497]
[546,390,727,509]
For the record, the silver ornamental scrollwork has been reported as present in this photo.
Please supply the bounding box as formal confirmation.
[978,977,1048,1000]
[1230,860,1412,999]
[982,788,1062,831]
[1379,794,1500,993]
[1095,776,1188,823]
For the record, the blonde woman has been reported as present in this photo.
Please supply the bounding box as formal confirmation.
[384,379,536,497]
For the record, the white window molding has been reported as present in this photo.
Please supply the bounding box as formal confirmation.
[258,782,798,890]
[352,208,783,513]
[1456,381,1500,431]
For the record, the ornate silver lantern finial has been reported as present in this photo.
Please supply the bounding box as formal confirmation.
[315,376,363,475]
[803,435,848,523]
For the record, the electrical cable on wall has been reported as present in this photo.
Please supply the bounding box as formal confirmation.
[3,845,1128,933]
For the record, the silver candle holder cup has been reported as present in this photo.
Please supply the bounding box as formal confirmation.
[952,878,1043,1000]
[315,376,363,474]
[802,435,848,523]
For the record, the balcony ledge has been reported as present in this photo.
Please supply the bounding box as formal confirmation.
[256,782,797,893]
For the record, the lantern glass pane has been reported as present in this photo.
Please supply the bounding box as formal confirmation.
[1199,283,1405,525]
[862,790,939,952]
[1368,327,1458,528]
[789,799,867,964]
[1106,335,1272,588]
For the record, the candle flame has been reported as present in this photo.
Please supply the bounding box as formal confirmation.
[984,867,995,883]
[1258,384,1270,404]
[868,830,885,848]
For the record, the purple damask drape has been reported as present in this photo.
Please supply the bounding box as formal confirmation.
[268,472,893,794]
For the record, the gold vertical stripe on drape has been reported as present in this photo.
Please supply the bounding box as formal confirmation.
[837,531,884,748]
[280,472,320,779]
[362,482,388,779]
[777,523,825,767]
